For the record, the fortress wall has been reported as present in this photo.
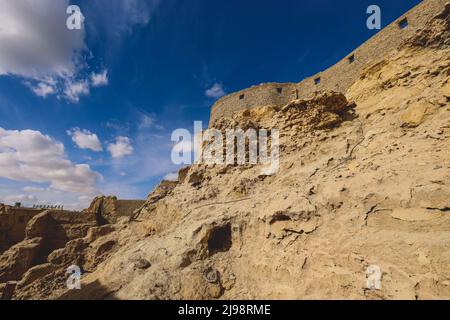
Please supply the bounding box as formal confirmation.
[0,209,43,254]
[114,200,145,218]
[209,0,447,126]
[0,208,98,256]
[296,0,447,96]
[210,83,298,126]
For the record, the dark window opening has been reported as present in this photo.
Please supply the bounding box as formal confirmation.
[207,223,232,255]
[314,77,321,85]
[277,87,282,94]
[398,18,408,29]
[348,54,355,63]
[239,94,245,100]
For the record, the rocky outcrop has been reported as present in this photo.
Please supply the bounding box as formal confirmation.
[86,196,145,224]
[42,5,448,300]
[0,208,44,255]
[86,196,118,224]
[0,238,43,283]
[2,1,450,301]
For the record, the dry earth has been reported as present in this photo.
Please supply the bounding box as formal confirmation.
[1,3,449,300]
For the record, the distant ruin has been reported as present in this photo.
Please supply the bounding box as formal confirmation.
[0,197,144,256]
[209,0,448,126]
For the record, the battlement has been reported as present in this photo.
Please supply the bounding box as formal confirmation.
[209,0,448,127]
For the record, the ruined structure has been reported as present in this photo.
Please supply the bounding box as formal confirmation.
[85,196,145,224]
[0,197,144,299]
[0,207,45,254]
[1,0,449,300]
[209,0,449,126]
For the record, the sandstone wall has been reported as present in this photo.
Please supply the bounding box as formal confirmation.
[210,83,298,126]
[209,0,448,126]
[0,209,44,254]
[114,200,145,218]
[86,196,145,223]
[25,210,98,263]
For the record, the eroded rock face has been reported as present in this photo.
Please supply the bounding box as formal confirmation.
[86,196,118,224]
[0,238,43,283]
[86,196,145,223]
[46,8,448,300]
[408,2,450,48]
[2,2,450,301]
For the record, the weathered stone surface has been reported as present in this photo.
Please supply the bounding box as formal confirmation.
[400,101,434,128]
[0,281,17,300]
[3,0,450,301]
[442,81,450,97]
[0,238,43,282]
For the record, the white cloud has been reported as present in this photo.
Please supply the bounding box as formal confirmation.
[0,127,101,194]
[138,112,164,130]
[23,186,48,193]
[3,194,37,204]
[163,172,178,182]
[77,195,93,208]
[0,1,160,103]
[107,136,134,158]
[0,1,114,103]
[91,69,109,87]
[63,80,90,103]
[30,82,56,98]
[205,83,226,99]
[67,128,103,152]
[0,0,85,80]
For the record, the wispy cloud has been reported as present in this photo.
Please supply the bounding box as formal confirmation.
[205,83,226,99]
[29,82,56,98]
[63,80,90,103]
[87,0,160,36]
[107,136,134,158]
[91,69,109,87]
[3,194,37,204]
[138,111,165,131]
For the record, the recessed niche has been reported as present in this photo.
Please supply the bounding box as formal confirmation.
[314,77,321,85]
[207,223,232,255]
[239,94,245,100]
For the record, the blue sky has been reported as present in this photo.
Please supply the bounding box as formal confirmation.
[0,0,421,208]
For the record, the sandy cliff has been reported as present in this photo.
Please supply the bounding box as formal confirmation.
[1,2,449,300]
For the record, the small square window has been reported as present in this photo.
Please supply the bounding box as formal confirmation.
[277,87,282,94]
[348,54,355,63]
[314,77,321,85]
[398,18,408,29]
[239,94,245,100]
